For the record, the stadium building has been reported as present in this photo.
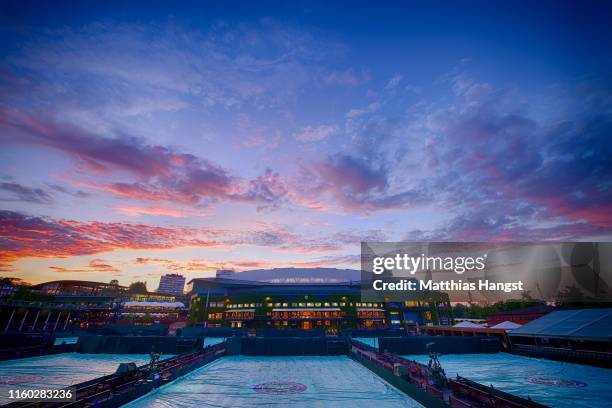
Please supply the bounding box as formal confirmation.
[187,268,452,330]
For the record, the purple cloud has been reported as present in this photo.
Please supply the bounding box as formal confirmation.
[0,182,52,204]
[0,108,288,209]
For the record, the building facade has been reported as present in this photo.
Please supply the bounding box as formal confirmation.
[118,292,187,325]
[157,274,186,296]
[187,277,452,331]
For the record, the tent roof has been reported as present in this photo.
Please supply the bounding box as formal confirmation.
[453,321,484,328]
[509,308,612,342]
[123,301,185,308]
[491,321,522,330]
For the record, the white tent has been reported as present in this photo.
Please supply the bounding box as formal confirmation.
[123,301,185,308]
[453,321,484,328]
[491,321,522,330]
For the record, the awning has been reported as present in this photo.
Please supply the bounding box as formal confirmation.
[453,321,485,328]
[272,308,341,312]
[225,309,255,313]
[357,308,385,312]
[491,321,522,330]
[123,301,185,308]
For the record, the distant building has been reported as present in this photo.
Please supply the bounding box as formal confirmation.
[119,300,186,325]
[1,279,189,331]
[157,274,186,296]
[120,289,188,325]
[14,280,126,330]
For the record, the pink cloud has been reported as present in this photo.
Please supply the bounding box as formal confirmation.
[49,258,120,273]
[0,210,220,263]
[0,108,288,210]
[1,211,371,266]
[115,206,187,218]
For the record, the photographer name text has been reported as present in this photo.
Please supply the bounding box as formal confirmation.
[372,279,524,293]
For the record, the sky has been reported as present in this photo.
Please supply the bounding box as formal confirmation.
[1,0,611,288]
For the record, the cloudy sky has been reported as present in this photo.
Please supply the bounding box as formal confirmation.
[1,1,611,288]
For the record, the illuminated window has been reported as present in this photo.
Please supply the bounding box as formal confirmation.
[282,303,288,307]
[324,302,330,307]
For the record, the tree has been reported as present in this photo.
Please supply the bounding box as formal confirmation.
[11,285,35,300]
[0,277,23,286]
[128,281,148,294]
[555,284,594,307]
[453,303,466,318]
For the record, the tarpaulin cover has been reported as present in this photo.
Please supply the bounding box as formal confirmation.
[125,356,422,407]
[403,352,612,408]
[0,353,164,404]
